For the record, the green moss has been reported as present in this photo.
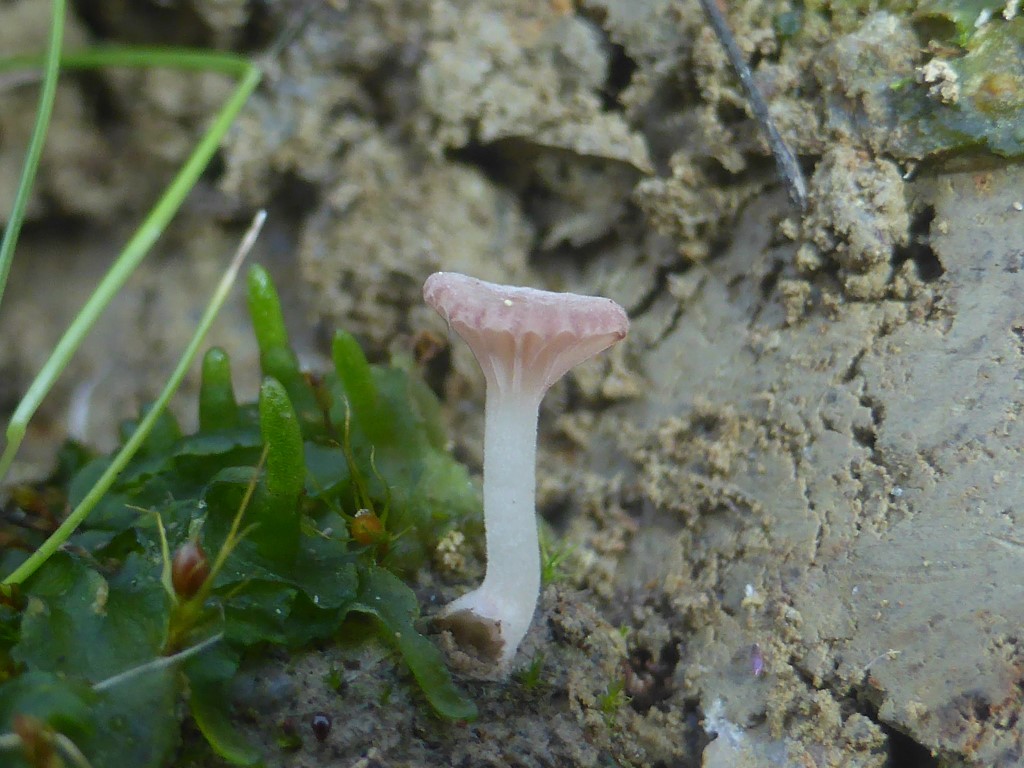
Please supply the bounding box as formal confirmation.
[0,265,480,767]
[598,677,629,728]
[793,1,1024,159]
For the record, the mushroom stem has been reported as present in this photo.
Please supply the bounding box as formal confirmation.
[443,388,541,660]
[423,271,628,667]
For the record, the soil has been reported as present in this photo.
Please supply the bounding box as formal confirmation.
[2,1,1024,766]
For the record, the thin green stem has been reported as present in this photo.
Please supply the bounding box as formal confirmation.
[0,46,253,77]
[0,49,261,484]
[1,211,266,588]
[0,0,65,310]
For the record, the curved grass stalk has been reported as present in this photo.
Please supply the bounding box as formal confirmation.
[0,46,261,77]
[0,47,262,484]
[0,0,65,308]
[93,632,225,693]
[0,211,266,589]
[52,734,94,768]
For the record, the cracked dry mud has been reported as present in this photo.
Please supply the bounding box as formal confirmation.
[2,0,1024,766]
[618,166,1024,768]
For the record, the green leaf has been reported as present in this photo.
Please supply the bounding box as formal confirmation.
[332,330,390,442]
[221,580,297,646]
[87,669,180,768]
[189,682,260,766]
[13,553,170,683]
[353,566,477,721]
[52,440,96,486]
[282,591,349,647]
[171,428,262,485]
[200,468,269,529]
[174,429,262,459]
[259,377,305,502]
[288,537,359,611]
[247,265,321,432]
[255,376,305,563]
[120,404,182,458]
[199,346,240,431]
[7,556,180,768]
[186,645,260,766]
[67,456,133,527]
[212,521,358,647]
[0,670,96,742]
[303,442,352,499]
[246,264,289,351]
[399,355,449,451]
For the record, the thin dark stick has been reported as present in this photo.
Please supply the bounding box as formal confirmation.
[698,0,808,210]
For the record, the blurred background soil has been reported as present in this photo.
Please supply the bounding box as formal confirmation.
[2,1,1024,766]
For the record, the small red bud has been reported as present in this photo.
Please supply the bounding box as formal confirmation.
[350,509,384,546]
[172,539,210,599]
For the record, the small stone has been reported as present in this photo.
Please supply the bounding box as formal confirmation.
[311,713,332,742]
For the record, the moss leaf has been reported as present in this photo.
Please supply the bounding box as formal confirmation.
[0,670,96,744]
[13,553,170,683]
[889,18,1024,158]
[186,645,260,766]
[353,565,477,721]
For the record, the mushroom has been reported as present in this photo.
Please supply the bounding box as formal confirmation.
[423,272,629,666]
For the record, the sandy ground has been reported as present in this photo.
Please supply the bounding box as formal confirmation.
[2,1,1024,766]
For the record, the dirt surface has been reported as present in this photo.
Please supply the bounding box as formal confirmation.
[2,0,1024,766]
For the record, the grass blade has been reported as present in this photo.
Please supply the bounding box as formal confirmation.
[0,211,267,589]
[0,0,65,308]
[0,49,261,483]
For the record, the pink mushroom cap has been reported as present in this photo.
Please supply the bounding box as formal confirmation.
[423,272,629,398]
